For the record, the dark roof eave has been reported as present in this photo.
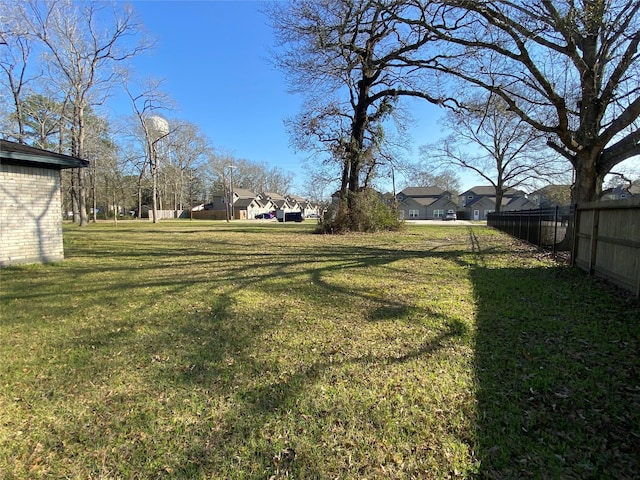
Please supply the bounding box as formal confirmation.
[1,140,89,169]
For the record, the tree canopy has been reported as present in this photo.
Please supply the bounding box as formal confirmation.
[423,92,570,210]
[268,0,448,231]
[397,0,640,203]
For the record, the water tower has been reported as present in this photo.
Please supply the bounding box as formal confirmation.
[145,115,169,143]
[145,116,169,223]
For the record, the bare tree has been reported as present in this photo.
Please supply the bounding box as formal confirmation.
[397,0,640,204]
[241,161,294,194]
[81,111,114,222]
[300,164,339,203]
[205,151,294,197]
[163,121,209,211]
[123,77,174,220]
[268,0,449,231]
[93,140,124,220]
[422,93,569,210]
[401,166,461,194]
[22,0,151,226]
[0,3,37,144]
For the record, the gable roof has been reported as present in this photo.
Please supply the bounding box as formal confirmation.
[233,188,256,198]
[260,198,278,208]
[234,197,260,208]
[400,186,447,197]
[461,186,524,197]
[401,196,438,207]
[261,191,286,200]
[465,196,497,208]
[270,198,290,208]
[462,186,494,196]
[505,196,536,210]
[1,139,89,169]
[530,184,572,196]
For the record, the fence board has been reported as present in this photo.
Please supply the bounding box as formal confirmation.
[148,210,189,220]
[574,198,640,296]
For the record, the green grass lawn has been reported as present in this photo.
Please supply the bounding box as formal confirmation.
[1,221,638,479]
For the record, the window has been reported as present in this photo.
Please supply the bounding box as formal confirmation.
[433,209,444,218]
[409,209,420,219]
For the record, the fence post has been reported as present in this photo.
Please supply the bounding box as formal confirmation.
[571,204,579,266]
[518,212,522,239]
[553,206,558,255]
[588,206,600,275]
[538,208,542,247]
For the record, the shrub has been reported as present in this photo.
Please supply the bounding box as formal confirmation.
[318,188,404,233]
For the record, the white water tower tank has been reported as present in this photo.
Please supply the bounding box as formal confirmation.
[146,115,169,141]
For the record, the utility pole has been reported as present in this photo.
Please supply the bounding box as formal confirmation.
[227,164,236,220]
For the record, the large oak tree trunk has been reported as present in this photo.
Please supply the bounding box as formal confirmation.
[572,150,604,205]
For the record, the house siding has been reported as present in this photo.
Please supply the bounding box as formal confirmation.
[1,163,64,266]
[398,197,456,220]
[459,186,534,219]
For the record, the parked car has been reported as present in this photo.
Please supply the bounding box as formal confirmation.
[444,210,457,221]
[277,211,304,222]
[255,213,274,219]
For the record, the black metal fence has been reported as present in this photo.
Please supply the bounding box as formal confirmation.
[487,206,575,253]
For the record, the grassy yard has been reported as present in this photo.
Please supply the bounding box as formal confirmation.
[1,221,638,479]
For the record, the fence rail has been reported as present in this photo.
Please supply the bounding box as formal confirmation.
[488,200,640,296]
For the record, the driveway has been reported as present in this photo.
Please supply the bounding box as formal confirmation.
[406,219,478,225]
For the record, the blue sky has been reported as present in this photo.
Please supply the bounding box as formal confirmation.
[122,1,640,195]
[129,2,303,164]
[122,0,450,195]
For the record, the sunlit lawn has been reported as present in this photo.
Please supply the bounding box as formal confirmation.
[1,221,638,478]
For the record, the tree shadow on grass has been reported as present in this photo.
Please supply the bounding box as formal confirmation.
[170,312,469,478]
[2,235,478,324]
[15,225,637,477]
[143,238,475,477]
[9,233,476,478]
[465,234,640,478]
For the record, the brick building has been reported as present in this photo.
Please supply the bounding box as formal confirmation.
[1,140,88,266]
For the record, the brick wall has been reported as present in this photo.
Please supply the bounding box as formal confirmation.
[0,163,64,266]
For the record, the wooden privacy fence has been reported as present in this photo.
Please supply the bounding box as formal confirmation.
[147,209,190,220]
[573,198,640,296]
[191,210,248,220]
[191,210,227,220]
